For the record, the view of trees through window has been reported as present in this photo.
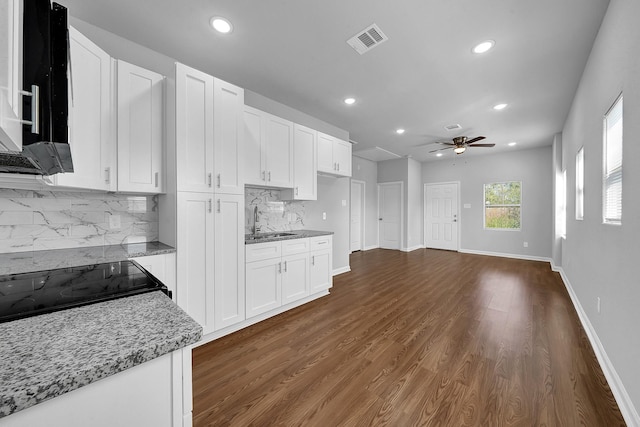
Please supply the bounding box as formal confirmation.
[484,181,522,229]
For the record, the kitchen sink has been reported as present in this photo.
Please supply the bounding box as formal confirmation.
[246,232,296,240]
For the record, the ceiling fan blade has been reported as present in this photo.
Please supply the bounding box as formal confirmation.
[436,141,456,146]
[466,136,486,144]
[429,147,452,153]
[468,143,495,148]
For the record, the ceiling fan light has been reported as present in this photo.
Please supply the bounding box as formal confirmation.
[453,146,467,154]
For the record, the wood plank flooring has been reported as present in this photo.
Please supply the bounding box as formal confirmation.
[192,249,625,426]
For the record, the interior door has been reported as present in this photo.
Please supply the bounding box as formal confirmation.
[425,182,459,251]
[378,182,402,250]
[351,180,363,252]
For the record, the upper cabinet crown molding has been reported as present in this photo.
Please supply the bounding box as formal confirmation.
[176,63,244,195]
[117,60,165,194]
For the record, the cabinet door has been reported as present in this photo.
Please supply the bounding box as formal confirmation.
[334,139,352,177]
[310,249,332,293]
[317,132,334,174]
[0,0,22,152]
[264,113,293,188]
[176,63,214,193]
[56,27,115,191]
[282,252,309,305]
[243,105,265,186]
[213,78,244,195]
[246,258,281,318]
[291,124,317,200]
[177,192,215,335]
[213,194,245,330]
[117,60,164,193]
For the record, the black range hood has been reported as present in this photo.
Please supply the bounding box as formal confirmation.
[0,0,72,176]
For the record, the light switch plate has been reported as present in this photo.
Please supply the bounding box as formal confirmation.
[109,214,121,230]
[463,203,471,209]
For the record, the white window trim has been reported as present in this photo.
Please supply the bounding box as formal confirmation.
[483,181,522,231]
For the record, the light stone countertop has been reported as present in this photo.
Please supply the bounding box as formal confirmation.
[245,229,333,245]
[0,241,175,276]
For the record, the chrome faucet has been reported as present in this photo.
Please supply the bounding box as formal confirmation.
[252,206,261,235]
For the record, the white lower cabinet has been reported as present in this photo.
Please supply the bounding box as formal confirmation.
[310,235,333,293]
[245,235,331,320]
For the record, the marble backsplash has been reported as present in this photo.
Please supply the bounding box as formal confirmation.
[0,189,159,254]
[245,187,305,234]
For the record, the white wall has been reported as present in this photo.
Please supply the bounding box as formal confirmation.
[422,147,553,259]
[559,0,640,421]
[351,156,378,249]
[551,133,563,268]
[407,158,423,250]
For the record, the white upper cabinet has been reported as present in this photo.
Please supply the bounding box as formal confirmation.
[213,78,244,195]
[175,63,214,193]
[282,124,317,200]
[317,132,351,177]
[117,60,164,193]
[0,0,23,152]
[176,63,244,195]
[243,105,293,188]
[54,27,116,191]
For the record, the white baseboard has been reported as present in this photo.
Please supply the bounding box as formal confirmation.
[556,267,640,427]
[333,266,351,276]
[458,248,551,263]
[363,245,379,251]
[401,245,425,252]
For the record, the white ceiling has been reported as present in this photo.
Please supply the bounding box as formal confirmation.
[62,0,610,162]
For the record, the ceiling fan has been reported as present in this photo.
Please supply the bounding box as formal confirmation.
[429,136,495,154]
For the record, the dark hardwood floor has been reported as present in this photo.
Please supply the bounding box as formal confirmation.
[192,249,625,426]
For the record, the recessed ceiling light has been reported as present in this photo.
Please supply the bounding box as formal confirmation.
[436,153,443,157]
[493,103,508,110]
[211,17,233,34]
[344,97,356,105]
[396,128,405,135]
[508,142,517,146]
[472,40,495,54]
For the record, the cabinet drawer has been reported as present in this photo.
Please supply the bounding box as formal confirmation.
[281,238,309,256]
[246,241,282,263]
[310,235,332,251]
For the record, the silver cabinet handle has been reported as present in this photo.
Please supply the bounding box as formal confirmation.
[208,173,212,187]
[284,260,287,272]
[278,262,282,273]
[154,172,159,188]
[208,199,212,213]
[312,255,315,265]
[20,85,40,134]
[104,167,111,184]
[268,171,271,181]
[337,163,340,171]
[217,174,221,188]
[262,171,266,181]
[295,186,299,196]
[217,199,221,213]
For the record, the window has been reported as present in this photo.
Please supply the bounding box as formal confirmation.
[576,147,584,220]
[603,95,623,224]
[484,181,521,230]
[557,170,566,238]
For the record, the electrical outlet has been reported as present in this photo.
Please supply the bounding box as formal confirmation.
[322,212,327,220]
[342,200,347,207]
[597,297,601,314]
[523,241,528,248]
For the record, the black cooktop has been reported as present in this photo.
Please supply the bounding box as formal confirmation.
[0,260,171,323]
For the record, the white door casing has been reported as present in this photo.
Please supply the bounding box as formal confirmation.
[351,180,365,252]
[378,182,403,250]
[425,182,459,251]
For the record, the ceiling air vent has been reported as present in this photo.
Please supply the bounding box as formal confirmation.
[347,24,388,55]
[444,124,462,131]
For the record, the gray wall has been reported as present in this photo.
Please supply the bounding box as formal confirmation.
[559,0,640,415]
[422,147,553,259]
[352,156,379,250]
